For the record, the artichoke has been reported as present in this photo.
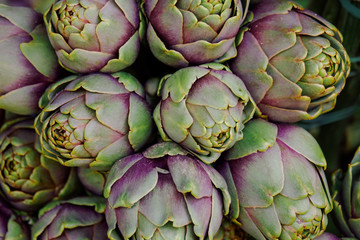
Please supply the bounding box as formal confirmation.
[154,63,256,163]
[0,3,60,115]
[143,0,250,68]
[44,0,144,73]
[229,0,350,123]
[0,197,29,240]
[35,72,154,171]
[0,118,79,212]
[104,142,231,240]
[332,146,360,239]
[217,119,333,239]
[31,196,108,239]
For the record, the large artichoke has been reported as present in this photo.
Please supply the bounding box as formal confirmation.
[154,63,256,164]
[0,197,29,240]
[31,196,108,239]
[35,72,154,171]
[143,0,250,68]
[44,0,144,73]
[332,146,360,239]
[0,3,60,115]
[104,142,231,240]
[217,119,333,239]
[229,0,350,123]
[0,118,78,212]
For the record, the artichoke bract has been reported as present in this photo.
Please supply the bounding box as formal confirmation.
[217,119,333,239]
[31,196,108,240]
[0,4,60,115]
[35,72,154,171]
[0,197,30,240]
[213,219,249,240]
[314,233,342,240]
[229,0,350,123]
[77,167,107,196]
[44,0,144,73]
[0,118,78,212]
[332,146,360,239]
[154,64,256,164]
[143,0,249,68]
[104,142,231,240]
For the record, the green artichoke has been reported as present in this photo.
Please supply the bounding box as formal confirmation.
[217,119,333,239]
[0,197,30,240]
[35,72,154,171]
[0,118,78,212]
[104,142,231,240]
[0,3,60,115]
[31,196,108,239]
[332,146,360,239]
[229,0,350,123]
[154,63,256,163]
[44,0,144,73]
[143,0,250,68]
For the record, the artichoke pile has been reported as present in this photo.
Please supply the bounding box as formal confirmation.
[0,0,356,239]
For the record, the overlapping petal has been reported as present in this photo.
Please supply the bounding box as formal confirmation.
[0,4,60,115]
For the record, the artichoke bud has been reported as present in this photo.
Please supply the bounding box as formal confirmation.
[35,72,154,171]
[0,118,79,212]
[154,64,256,164]
[104,142,231,240]
[229,0,351,123]
[217,119,333,240]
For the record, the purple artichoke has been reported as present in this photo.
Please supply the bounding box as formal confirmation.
[0,118,79,212]
[35,72,154,171]
[229,0,350,123]
[143,0,250,68]
[104,142,231,240]
[154,63,256,164]
[31,196,108,239]
[0,3,60,115]
[217,119,333,239]
[44,0,144,73]
[332,147,360,239]
[0,197,29,240]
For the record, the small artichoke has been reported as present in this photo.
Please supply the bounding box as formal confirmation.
[229,0,350,123]
[0,197,30,240]
[0,118,78,212]
[104,142,231,240]
[31,196,108,240]
[0,3,60,115]
[35,72,154,171]
[332,146,360,239]
[143,0,250,68]
[44,0,144,73]
[217,119,333,239]
[154,63,256,163]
